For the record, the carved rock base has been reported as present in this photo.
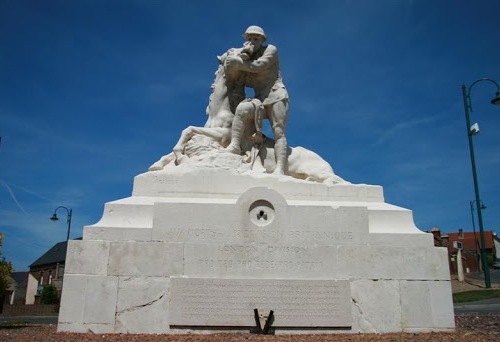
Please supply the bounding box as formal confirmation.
[57,169,454,334]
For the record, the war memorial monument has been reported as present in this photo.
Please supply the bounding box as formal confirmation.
[57,26,455,334]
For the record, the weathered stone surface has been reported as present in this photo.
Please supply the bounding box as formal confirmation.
[169,278,352,327]
[134,169,383,202]
[58,275,118,327]
[84,226,152,242]
[58,180,454,334]
[115,277,171,333]
[400,280,455,332]
[184,243,338,278]
[107,242,184,276]
[350,279,402,333]
[153,205,368,245]
[65,241,110,275]
[337,245,450,280]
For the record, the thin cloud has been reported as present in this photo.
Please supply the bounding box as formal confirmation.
[0,180,30,217]
[374,116,440,146]
[2,181,49,202]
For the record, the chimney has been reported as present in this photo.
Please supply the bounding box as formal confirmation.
[431,227,441,246]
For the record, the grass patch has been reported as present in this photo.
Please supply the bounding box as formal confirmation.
[453,289,500,303]
[0,321,29,326]
[0,321,32,329]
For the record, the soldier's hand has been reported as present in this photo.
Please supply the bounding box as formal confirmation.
[226,55,243,68]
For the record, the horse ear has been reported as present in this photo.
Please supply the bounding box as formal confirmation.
[217,52,227,64]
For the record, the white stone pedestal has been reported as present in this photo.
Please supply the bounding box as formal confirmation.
[57,168,455,334]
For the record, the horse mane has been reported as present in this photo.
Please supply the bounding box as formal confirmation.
[212,49,246,113]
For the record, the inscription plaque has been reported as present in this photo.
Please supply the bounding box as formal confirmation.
[169,278,352,327]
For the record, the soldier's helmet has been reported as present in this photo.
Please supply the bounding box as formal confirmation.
[243,25,267,41]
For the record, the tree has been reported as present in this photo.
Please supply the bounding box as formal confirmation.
[0,258,12,294]
[0,233,13,311]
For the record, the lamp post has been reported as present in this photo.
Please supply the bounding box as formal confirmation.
[50,206,72,241]
[461,78,500,289]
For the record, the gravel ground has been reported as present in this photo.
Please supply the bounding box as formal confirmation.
[0,314,499,342]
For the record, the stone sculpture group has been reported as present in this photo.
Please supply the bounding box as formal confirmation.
[149,25,345,185]
[57,25,455,335]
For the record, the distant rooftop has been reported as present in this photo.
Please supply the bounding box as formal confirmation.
[10,271,29,284]
[29,238,81,267]
[29,241,68,267]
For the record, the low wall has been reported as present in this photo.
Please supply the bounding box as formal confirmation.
[1,304,59,316]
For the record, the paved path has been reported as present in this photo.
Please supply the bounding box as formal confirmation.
[454,297,500,313]
[466,269,500,284]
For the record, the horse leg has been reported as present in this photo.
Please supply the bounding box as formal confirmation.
[173,126,198,165]
[148,152,175,171]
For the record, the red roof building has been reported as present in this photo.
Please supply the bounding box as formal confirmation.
[447,230,494,251]
[430,228,495,275]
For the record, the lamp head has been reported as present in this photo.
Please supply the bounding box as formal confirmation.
[50,213,59,221]
[492,91,500,105]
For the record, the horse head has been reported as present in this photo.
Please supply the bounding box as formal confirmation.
[220,49,246,112]
[203,50,242,129]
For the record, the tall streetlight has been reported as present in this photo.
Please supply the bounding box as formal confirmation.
[50,206,72,241]
[461,78,500,288]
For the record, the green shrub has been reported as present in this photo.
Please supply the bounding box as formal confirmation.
[40,284,59,304]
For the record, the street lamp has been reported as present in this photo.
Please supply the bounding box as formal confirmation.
[50,206,72,241]
[461,78,500,289]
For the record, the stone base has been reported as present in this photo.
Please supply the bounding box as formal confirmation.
[58,169,454,334]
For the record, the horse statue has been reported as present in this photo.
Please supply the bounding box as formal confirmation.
[148,48,347,185]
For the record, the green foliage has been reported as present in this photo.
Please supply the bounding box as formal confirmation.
[453,289,500,303]
[40,284,59,304]
[0,234,13,312]
[0,259,13,293]
[0,321,30,327]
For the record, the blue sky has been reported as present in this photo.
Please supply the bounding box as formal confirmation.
[1,0,499,271]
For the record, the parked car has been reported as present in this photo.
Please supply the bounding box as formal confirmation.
[494,260,500,269]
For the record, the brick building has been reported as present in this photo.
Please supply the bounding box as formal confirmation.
[25,240,68,304]
[430,227,495,274]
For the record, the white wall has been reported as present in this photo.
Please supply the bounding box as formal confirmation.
[25,273,38,305]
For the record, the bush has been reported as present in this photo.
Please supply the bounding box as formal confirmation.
[40,284,59,304]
